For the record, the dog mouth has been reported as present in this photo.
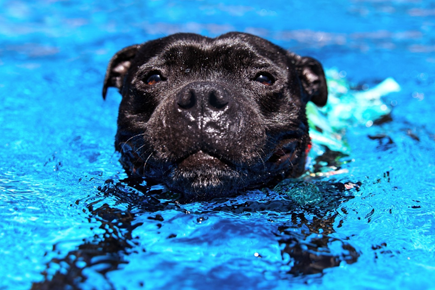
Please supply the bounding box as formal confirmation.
[121,137,306,200]
[267,139,300,166]
[169,139,303,199]
[178,150,226,169]
[176,139,301,171]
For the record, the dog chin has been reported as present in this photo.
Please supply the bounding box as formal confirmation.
[168,169,243,201]
[167,151,244,200]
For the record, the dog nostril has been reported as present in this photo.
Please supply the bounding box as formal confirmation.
[178,90,196,109]
[209,90,229,110]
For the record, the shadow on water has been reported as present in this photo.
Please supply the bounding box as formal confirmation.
[209,179,361,276]
[32,160,360,289]
[31,201,141,290]
[31,180,182,290]
[277,215,359,276]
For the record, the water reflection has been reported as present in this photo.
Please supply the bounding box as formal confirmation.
[32,170,360,288]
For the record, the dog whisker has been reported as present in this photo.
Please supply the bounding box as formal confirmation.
[120,133,146,152]
[256,151,267,171]
[142,152,154,172]
[134,144,147,155]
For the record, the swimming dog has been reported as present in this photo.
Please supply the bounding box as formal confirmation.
[102,32,327,201]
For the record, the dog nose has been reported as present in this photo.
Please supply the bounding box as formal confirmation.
[177,90,196,109]
[177,82,230,111]
[208,90,229,109]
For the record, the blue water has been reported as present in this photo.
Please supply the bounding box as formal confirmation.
[1,0,435,289]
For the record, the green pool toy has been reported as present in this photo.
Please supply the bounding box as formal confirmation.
[278,70,401,203]
[307,69,401,155]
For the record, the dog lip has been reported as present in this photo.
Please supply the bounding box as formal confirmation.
[178,150,226,168]
[191,150,218,161]
[267,139,300,164]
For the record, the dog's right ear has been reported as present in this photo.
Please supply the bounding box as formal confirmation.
[296,56,328,107]
[287,52,328,107]
[102,44,140,100]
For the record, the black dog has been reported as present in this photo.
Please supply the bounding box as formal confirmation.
[102,32,327,201]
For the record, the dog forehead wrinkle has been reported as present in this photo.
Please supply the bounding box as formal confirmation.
[161,41,259,68]
[217,32,294,65]
[134,33,293,81]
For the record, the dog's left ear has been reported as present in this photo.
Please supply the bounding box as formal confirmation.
[296,56,328,107]
[102,44,140,100]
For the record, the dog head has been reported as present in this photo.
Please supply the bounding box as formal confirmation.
[102,32,327,201]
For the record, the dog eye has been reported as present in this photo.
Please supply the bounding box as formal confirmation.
[146,74,163,85]
[255,73,274,86]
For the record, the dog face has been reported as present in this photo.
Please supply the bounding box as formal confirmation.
[103,32,327,201]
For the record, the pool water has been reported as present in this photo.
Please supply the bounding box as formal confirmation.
[1,0,435,289]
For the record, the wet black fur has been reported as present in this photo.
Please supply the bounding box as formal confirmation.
[103,32,327,201]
